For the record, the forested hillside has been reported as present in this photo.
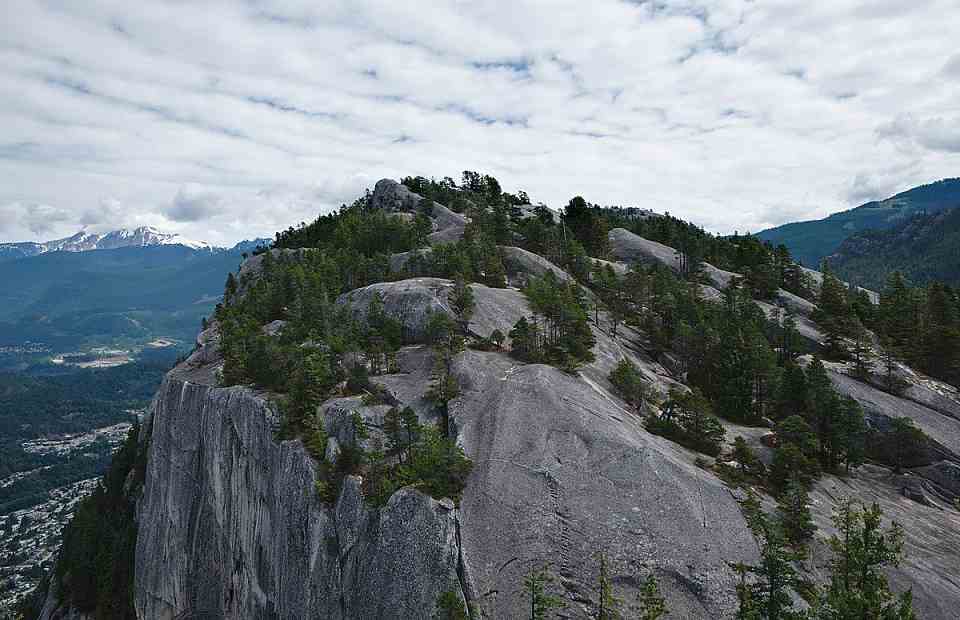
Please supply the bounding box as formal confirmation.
[830,207,960,289]
[758,177,960,267]
[33,172,960,619]
[0,245,243,350]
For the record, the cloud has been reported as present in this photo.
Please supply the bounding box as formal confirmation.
[0,201,72,237]
[877,115,960,154]
[943,53,960,78]
[846,172,901,205]
[166,185,224,222]
[0,0,959,243]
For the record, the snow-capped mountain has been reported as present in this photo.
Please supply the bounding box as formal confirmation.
[0,226,218,261]
[46,226,210,252]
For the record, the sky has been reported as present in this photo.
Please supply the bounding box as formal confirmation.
[1,0,959,246]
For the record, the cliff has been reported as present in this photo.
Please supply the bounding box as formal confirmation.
[124,276,762,619]
[38,178,960,619]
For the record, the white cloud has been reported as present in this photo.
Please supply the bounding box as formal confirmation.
[878,115,960,154]
[0,0,959,244]
[0,201,72,237]
[166,185,224,222]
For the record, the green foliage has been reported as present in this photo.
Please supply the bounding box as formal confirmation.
[730,436,766,481]
[0,245,243,349]
[732,491,806,620]
[831,205,960,289]
[777,480,815,552]
[647,388,725,456]
[404,425,473,502]
[757,177,960,269]
[522,565,566,619]
[450,274,476,329]
[871,272,960,387]
[53,424,148,619]
[608,358,652,413]
[868,417,930,474]
[273,194,424,254]
[510,271,596,369]
[0,353,174,515]
[769,358,866,480]
[636,574,668,620]
[812,500,915,619]
[597,553,623,620]
[563,196,610,257]
[435,589,469,620]
[365,419,472,507]
[489,328,505,350]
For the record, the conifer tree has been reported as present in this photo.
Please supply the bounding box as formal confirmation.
[777,479,815,551]
[814,500,915,619]
[732,498,805,620]
[597,553,622,620]
[451,274,476,330]
[636,574,668,620]
[523,565,565,619]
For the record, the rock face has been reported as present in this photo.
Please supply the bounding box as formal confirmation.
[500,245,575,287]
[452,350,759,619]
[130,276,765,619]
[44,203,960,619]
[370,178,468,243]
[336,277,529,344]
[133,337,468,620]
[608,228,738,291]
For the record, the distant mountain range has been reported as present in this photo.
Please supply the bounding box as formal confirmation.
[828,206,960,289]
[0,226,269,262]
[0,232,271,350]
[757,178,960,268]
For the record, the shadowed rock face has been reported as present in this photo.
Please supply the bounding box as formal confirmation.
[133,346,468,620]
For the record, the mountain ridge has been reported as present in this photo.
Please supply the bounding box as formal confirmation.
[828,206,960,289]
[28,176,960,619]
[0,226,270,262]
[757,177,960,268]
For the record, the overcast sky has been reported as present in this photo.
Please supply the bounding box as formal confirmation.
[1,0,958,245]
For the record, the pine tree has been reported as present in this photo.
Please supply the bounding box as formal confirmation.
[814,500,915,619]
[636,574,668,620]
[731,436,765,479]
[777,479,815,551]
[509,316,540,362]
[523,565,565,619]
[482,251,508,288]
[451,274,476,330]
[883,417,927,474]
[224,271,238,303]
[383,407,406,463]
[608,358,650,413]
[435,590,469,620]
[733,504,805,620]
[597,553,622,620]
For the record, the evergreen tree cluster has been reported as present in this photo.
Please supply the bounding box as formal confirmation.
[214,200,484,508]
[873,272,960,388]
[733,493,915,620]
[808,265,960,390]
[32,424,149,619]
[647,388,725,456]
[509,271,596,370]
